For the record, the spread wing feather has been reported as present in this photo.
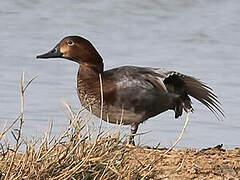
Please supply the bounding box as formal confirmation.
[167,72,224,120]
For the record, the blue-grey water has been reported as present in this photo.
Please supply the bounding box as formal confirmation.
[0,0,239,149]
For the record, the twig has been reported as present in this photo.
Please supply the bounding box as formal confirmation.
[4,72,37,180]
[0,115,21,141]
[98,73,104,136]
[138,112,190,178]
[163,112,190,155]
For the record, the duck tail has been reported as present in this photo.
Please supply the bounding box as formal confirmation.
[178,74,225,120]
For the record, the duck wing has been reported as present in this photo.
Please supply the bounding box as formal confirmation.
[102,66,224,121]
[152,68,225,120]
[102,66,178,120]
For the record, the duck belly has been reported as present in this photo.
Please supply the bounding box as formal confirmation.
[82,100,145,125]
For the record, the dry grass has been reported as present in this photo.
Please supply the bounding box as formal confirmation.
[0,74,239,180]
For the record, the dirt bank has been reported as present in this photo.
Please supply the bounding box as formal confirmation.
[126,145,240,179]
[1,140,239,179]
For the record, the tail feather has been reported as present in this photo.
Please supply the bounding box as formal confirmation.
[178,75,224,120]
[153,69,224,120]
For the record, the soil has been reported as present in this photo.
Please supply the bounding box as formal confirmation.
[126,145,240,180]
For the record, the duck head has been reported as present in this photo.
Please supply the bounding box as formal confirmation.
[37,36,103,71]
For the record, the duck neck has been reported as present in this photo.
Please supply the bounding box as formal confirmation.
[77,45,104,74]
[78,62,103,83]
[81,62,103,74]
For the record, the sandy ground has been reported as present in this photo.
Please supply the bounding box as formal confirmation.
[0,140,239,179]
[126,145,240,180]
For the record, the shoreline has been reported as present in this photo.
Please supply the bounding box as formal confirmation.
[0,135,239,179]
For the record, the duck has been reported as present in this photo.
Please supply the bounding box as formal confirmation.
[36,35,224,145]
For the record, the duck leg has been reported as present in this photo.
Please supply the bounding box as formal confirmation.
[129,123,139,145]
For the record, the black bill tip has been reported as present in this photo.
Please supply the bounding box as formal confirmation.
[36,44,62,59]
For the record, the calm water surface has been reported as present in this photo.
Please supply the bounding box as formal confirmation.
[0,0,239,148]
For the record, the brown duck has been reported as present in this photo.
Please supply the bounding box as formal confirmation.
[37,36,224,144]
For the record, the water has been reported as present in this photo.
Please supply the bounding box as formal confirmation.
[0,0,239,149]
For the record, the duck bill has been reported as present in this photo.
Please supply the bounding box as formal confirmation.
[36,44,63,59]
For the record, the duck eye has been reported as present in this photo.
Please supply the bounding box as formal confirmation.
[67,41,74,46]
